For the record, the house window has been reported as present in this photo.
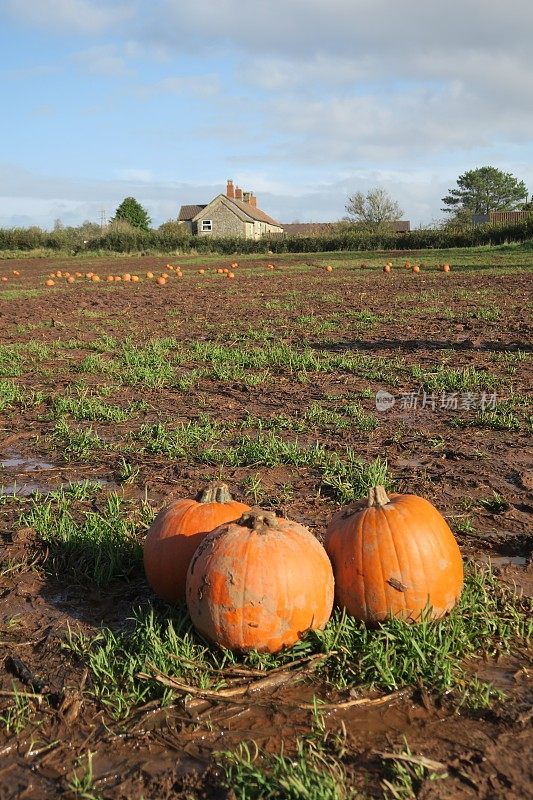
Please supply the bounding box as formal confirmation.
[201,219,212,232]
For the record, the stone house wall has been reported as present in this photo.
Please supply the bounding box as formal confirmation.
[196,203,246,237]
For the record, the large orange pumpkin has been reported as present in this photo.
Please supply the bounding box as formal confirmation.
[186,508,334,653]
[143,482,249,603]
[325,486,463,623]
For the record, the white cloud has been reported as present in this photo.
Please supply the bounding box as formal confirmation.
[1,160,532,230]
[73,44,136,76]
[151,0,533,63]
[3,0,136,34]
[113,168,154,182]
[138,75,221,99]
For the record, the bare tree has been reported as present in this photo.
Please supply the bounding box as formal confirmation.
[345,188,403,231]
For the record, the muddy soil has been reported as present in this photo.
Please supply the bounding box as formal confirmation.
[0,255,532,798]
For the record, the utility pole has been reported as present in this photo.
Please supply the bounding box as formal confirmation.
[100,208,107,231]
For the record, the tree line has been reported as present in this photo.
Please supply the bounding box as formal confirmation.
[110,166,531,236]
[344,166,530,232]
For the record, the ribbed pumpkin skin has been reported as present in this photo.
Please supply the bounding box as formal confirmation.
[143,486,249,603]
[325,492,463,623]
[186,511,334,653]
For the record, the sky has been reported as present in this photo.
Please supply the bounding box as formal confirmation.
[1,0,532,229]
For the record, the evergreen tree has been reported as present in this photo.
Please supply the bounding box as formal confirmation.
[442,167,528,215]
[112,197,151,231]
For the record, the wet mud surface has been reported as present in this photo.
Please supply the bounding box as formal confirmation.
[0,254,532,797]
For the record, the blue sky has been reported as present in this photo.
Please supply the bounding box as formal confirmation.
[1,0,532,228]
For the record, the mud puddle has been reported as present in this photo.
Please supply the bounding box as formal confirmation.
[0,451,112,497]
[1,453,55,471]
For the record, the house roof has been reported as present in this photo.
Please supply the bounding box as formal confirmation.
[228,197,282,227]
[392,220,410,232]
[190,195,282,228]
[178,204,206,221]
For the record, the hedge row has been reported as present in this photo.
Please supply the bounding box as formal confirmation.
[1,217,533,254]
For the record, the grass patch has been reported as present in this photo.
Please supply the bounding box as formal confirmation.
[0,346,23,377]
[20,488,152,585]
[50,419,108,460]
[411,365,501,392]
[451,402,521,431]
[468,306,501,322]
[139,417,226,458]
[218,735,351,800]
[65,565,531,720]
[0,288,43,300]
[51,392,141,423]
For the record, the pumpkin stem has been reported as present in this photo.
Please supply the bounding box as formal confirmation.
[196,481,233,504]
[367,485,391,507]
[238,507,280,532]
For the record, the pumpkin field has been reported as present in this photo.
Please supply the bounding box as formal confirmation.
[0,245,531,799]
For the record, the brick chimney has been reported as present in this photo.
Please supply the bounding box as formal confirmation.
[249,193,257,208]
[235,186,243,200]
[243,191,251,204]
[226,179,235,199]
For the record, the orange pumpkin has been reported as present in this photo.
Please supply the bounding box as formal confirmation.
[45,279,55,286]
[383,265,391,273]
[412,265,420,273]
[144,482,249,603]
[197,269,205,275]
[146,271,154,279]
[326,265,333,272]
[156,276,166,286]
[325,486,463,623]
[442,264,450,272]
[186,508,334,653]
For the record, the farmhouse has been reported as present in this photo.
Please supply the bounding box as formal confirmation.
[472,210,532,226]
[178,180,283,239]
